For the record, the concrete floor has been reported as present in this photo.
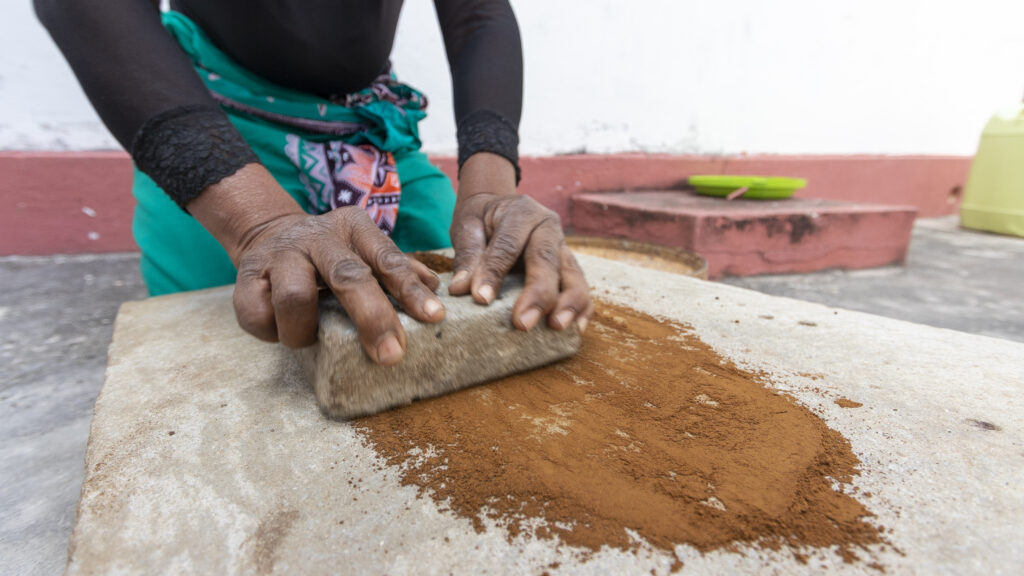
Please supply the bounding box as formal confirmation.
[723,217,1024,343]
[1,217,1022,575]
[0,254,145,576]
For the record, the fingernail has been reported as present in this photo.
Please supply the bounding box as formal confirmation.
[477,284,495,304]
[452,270,469,285]
[554,309,575,330]
[376,334,403,365]
[423,298,444,319]
[576,316,589,335]
[518,308,541,331]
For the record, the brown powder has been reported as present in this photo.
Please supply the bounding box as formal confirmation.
[836,398,864,409]
[356,300,884,564]
[410,251,455,274]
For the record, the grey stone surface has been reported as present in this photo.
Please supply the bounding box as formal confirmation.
[304,274,581,419]
[0,254,145,576]
[3,216,1023,575]
[723,217,1024,343]
[66,255,1024,575]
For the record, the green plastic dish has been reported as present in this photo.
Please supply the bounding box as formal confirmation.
[689,175,807,200]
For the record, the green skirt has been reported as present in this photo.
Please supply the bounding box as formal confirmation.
[134,11,455,296]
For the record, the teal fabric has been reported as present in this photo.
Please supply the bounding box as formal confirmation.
[133,11,455,296]
[162,10,428,154]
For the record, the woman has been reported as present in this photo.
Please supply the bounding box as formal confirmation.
[36,0,592,365]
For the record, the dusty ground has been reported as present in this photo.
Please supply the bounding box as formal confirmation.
[1,216,1021,575]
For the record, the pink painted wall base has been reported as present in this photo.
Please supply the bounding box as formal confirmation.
[0,152,968,256]
[1,152,135,255]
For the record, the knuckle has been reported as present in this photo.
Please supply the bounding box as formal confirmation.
[395,276,427,303]
[510,196,534,210]
[492,232,521,256]
[513,196,559,221]
[271,284,317,311]
[534,243,560,268]
[332,206,372,232]
[332,205,363,223]
[499,197,532,218]
[237,253,270,279]
[327,257,372,287]
[232,302,255,329]
[374,247,412,276]
[535,205,561,225]
[233,303,273,340]
[450,221,483,248]
[487,233,522,268]
[530,284,559,308]
[353,301,398,333]
[450,209,472,231]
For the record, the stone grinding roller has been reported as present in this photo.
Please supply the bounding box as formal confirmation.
[296,272,582,420]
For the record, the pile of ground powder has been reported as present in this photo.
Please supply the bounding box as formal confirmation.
[410,251,455,274]
[356,289,883,564]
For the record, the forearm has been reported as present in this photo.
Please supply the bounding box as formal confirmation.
[435,0,523,179]
[35,0,256,211]
[34,0,216,149]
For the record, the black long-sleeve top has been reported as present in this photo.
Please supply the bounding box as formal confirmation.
[35,0,523,207]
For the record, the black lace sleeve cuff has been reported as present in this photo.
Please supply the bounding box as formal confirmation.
[130,104,260,211]
[456,109,521,184]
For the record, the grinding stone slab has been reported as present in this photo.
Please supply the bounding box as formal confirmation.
[298,274,581,419]
[66,255,1024,575]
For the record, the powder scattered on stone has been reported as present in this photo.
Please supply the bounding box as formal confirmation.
[836,398,864,409]
[356,300,884,565]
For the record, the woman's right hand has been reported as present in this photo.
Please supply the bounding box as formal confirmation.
[189,163,445,364]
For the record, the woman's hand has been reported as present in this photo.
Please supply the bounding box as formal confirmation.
[449,153,593,333]
[189,164,444,364]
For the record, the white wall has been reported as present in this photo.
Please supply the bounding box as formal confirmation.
[3,0,1023,155]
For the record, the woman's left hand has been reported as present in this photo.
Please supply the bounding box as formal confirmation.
[448,153,593,334]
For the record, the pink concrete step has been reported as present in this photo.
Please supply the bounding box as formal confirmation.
[570,191,918,279]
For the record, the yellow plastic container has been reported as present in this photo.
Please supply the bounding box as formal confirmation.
[961,106,1024,237]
